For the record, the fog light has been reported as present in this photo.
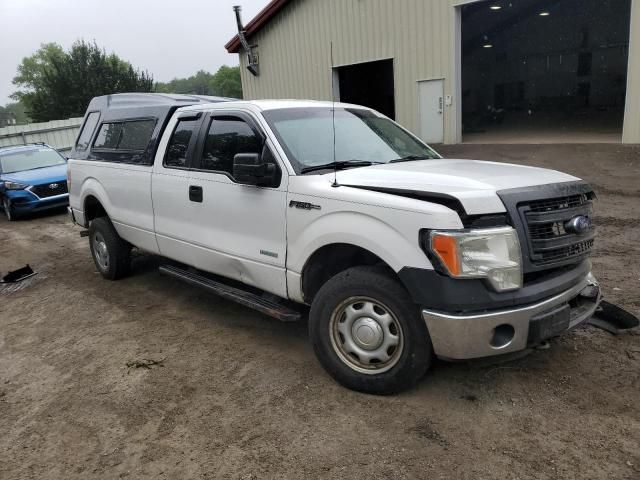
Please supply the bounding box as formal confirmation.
[490,324,515,349]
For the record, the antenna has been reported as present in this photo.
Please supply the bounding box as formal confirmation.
[330,41,339,188]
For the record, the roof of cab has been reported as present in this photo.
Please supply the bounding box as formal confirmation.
[179,99,375,113]
[86,92,236,111]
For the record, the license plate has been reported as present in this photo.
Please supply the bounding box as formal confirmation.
[528,304,571,345]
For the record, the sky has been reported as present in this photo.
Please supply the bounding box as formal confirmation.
[0,0,270,105]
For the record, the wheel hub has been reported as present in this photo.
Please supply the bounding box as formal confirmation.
[351,317,384,350]
[329,297,404,374]
[93,233,109,270]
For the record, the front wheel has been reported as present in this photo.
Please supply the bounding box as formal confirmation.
[89,217,131,280]
[309,266,433,394]
[3,197,16,221]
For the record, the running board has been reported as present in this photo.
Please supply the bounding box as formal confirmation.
[159,265,301,322]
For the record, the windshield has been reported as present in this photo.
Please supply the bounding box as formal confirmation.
[0,147,66,174]
[262,107,441,174]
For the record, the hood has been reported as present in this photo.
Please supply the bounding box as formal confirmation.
[0,163,68,185]
[333,159,580,215]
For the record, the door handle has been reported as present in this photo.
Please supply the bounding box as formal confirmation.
[189,185,203,203]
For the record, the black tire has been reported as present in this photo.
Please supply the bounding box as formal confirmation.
[309,266,432,394]
[88,217,131,280]
[3,197,17,221]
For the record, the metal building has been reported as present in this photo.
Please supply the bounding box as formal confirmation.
[226,0,640,145]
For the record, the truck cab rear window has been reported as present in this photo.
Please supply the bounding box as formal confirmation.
[93,119,156,152]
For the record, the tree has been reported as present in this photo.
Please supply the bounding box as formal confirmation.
[155,66,243,99]
[211,66,243,99]
[11,41,153,122]
[0,102,30,124]
[11,43,65,105]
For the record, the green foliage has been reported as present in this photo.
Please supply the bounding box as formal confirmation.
[11,43,65,103]
[11,41,153,122]
[211,66,243,99]
[155,66,243,99]
[0,102,30,124]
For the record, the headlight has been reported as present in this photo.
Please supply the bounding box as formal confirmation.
[4,181,29,190]
[429,227,522,292]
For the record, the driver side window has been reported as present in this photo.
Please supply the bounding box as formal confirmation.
[197,116,262,175]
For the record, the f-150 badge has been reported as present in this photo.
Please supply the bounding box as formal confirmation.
[289,200,321,211]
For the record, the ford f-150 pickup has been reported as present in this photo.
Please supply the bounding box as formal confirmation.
[68,93,601,393]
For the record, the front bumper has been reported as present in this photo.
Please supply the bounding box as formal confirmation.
[7,189,69,213]
[422,273,601,360]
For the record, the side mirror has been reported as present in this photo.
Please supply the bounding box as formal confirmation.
[233,153,276,187]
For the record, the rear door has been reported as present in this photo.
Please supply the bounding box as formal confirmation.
[185,111,289,297]
[152,111,204,265]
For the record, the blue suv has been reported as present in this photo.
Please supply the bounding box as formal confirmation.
[0,144,69,221]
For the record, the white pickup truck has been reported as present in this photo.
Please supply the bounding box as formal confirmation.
[68,93,601,393]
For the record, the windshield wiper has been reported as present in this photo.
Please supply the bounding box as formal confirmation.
[389,155,431,163]
[300,160,381,174]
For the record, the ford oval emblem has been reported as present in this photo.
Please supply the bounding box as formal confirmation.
[565,215,592,234]
[49,183,59,190]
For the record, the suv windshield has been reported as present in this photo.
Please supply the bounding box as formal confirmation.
[262,107,440,174]
[0,147,66,174]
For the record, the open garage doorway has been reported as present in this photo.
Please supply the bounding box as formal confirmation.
[335,59,396,120]
[461,0,632,144]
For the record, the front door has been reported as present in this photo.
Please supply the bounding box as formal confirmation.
[418,79,445,144]
[185,111,289,297]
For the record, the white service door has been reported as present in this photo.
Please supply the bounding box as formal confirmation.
[418,79,444,144]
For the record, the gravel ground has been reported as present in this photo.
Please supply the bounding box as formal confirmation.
[0,143,638,479]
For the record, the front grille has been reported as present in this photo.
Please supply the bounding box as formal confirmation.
[498,183,597,274]
[31,181,68,198]
[520,192,595,268]
[526,194,590,213]
[537,238,595,265]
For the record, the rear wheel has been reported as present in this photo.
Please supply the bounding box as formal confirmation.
[89,217,131,280]
[309,266,432,394]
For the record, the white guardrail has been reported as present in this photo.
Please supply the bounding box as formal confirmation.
[0,117,83,152]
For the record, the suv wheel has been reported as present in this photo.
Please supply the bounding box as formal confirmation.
[3,197,16,221]
[309,266,432,394]
[89,217,131,280]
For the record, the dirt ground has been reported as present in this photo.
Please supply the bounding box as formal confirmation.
[0,144,638,479]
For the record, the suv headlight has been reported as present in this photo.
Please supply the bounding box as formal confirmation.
[4,181,29,190]
[428,227,522,292]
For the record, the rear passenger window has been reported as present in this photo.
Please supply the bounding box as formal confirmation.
[76,112,100,151]
[198,116,262,175]
[93,119,156,152]
[165,119,200,168]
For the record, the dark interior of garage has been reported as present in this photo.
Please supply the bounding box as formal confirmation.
[337,59,396,119]
[461,0,631,143]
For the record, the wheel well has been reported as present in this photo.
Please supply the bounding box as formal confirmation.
[301,244,394,303]
[84,195,107,223]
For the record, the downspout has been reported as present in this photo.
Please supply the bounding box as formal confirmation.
[234,5,260,77]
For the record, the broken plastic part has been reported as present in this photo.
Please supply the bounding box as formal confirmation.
[588,301,639,335]
[1,265,36,283]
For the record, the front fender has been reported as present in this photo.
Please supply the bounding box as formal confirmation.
[287,210,434,274]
